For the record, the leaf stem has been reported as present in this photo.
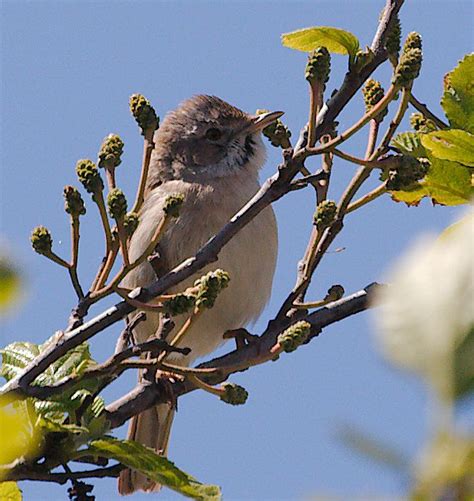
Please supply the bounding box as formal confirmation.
[132,129,155,214]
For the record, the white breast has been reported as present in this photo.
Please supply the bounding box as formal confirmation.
[124,170,277,364]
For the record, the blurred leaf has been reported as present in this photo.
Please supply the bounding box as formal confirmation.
[421,129,474,167]
[0,256,21,314]
[374,210,474,402]
[441,54,474,133]
[337,424,409,473]
[0,482,22,500]
[0,396,41,472]
[391,131,427,157]
[282,26,360,57]
[84,437,221,500]
[454,326,474,399]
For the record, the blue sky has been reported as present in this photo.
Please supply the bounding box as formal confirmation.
[1,1,473,499]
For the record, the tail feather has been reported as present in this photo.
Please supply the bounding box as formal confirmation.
[118,404,175,495]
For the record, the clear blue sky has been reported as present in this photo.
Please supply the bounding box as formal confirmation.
[1,1,473,499]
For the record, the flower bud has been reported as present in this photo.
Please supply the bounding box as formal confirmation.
[63,186,86,217]
[220,383,248,405]
[163,194,184,218]
[76,159,104,195]
[314,200,337,229]
[98,134,124,170]
[278,321,311,353]
[107,188,128,220]
[403,32,422,52]
[31,226,53,255]
[256,110,292,148]
[129,94,159,135]
[305,47,331,86]
[409,113,436,133]
[393,48,422,88]
[163,293,196,316]
[123,212,139,236]
[325,284,345,302]
[194,269,230,310]
[384,156,429,191]
[362,79,388,122]
[384,13,401,64]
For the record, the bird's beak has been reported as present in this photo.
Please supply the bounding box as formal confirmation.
[246,110,285,133]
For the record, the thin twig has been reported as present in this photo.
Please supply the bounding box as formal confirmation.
[409,94,448,129]
[132,130,155,214]
[346,182,388,214]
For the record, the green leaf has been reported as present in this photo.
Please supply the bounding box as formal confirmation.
[454,325,474,399]
[84,437,221,500]
[421,129,474,167]
[0,482,22,501]
[441,54,474,133]
[282,26,360,57]
[391,132,427,157]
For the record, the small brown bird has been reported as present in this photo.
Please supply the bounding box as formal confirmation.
[118,95,280,494]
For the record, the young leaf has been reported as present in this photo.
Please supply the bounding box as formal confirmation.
[0,255,21,314]
[421,129,474,167]
[391,132,427,157]
[282,26,360,57]
[84,437,221,500]
[441,54,474,133]
[0,482,22,501]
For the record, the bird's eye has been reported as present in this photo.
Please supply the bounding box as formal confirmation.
[205,127,222,141]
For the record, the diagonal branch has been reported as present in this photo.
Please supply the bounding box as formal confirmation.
[105,283,380,429]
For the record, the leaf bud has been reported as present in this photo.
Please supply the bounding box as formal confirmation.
[305,47,331,86]
[194,269,230,310]
[31,226,53,255]
[409,113,437,133]
[362,79,388,122]
[392,48,422,88]
[123,212,139,237]
[98,134,124,170]
[278,320,311,353]
[63,186,86,217]
[314,200,337,229]
[163,293,196,316]
[76,159,104,195]
[163,194,184,218]
[220,383,248,405]
[107,188,128,220]
[129,94,159,135]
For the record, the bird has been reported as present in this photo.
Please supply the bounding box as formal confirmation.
[118,95,280,495]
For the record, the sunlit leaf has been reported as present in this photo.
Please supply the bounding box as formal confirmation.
[0,396,41,474]
[84,437,221,500]
[282,26,360,57]
[441,54,474,133]
[421,129,474,167]
[0,482,22,501]
[391,131,427,157]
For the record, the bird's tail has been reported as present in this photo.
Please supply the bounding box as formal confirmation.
[118,403,175,495]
